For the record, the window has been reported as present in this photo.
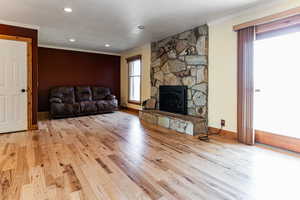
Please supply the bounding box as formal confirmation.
[127,55,141,104]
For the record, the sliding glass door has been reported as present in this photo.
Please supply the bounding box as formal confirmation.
[254,31,300,139]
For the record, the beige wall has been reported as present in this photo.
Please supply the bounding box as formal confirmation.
[120,44,151,110]
[119,0,300,131]
[208,0,300,132]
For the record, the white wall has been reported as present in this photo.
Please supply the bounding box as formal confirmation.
[120,44,151,110]
[208,0,300,132]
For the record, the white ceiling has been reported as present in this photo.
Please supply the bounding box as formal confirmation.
[0,0,280,53]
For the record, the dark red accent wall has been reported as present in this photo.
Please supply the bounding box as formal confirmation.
[0,24,38,126]
[38,47,120,112]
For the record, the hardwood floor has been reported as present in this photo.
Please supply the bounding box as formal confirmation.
[1,111,300,200]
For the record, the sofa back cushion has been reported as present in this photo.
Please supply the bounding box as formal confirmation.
[76,86,92,102]
[92,87,110,100]
[50,86,75,104]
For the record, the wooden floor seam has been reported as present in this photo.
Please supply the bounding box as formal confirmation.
[0,111,300,200]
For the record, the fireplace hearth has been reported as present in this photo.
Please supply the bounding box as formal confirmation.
[159,86,187,115]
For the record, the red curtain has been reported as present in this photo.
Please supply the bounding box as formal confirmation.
[237,26,255,145]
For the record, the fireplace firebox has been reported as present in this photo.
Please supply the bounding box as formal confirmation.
[159,86,187,115]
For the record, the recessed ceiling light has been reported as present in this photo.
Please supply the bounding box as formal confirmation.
[69,38,76,42]
[105,44,110,47]
[137,25,145,30]
[64,7,72,13]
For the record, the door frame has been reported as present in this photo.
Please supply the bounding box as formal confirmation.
[0,34,34,130]
[255,130,300,153]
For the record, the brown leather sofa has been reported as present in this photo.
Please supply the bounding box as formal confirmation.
[49,86,118,118]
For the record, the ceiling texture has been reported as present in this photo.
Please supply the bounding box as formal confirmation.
[0,0,280,53]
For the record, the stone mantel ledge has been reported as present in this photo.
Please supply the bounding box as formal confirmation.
[139,110,207,136]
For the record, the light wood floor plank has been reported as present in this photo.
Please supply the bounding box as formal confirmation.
[0,111,300,200]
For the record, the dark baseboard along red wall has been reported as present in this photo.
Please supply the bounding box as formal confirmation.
[0,24,38,126]
[38,47,120,112]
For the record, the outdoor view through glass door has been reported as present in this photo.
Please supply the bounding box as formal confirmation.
[254,31,300,139]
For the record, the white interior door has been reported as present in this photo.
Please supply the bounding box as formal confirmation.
[0,39,27,133]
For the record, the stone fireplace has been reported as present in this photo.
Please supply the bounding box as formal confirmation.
[139,24,208,136]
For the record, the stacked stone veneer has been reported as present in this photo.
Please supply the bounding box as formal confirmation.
[139,110,207,136]
[139,24,209,136]
[150,24,208,118]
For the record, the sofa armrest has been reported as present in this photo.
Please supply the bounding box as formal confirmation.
[105,94,116,100]
[49,97,63,104]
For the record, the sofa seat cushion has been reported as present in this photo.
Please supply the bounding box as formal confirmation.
[50,87,75,104]
[79,101,98,114]
[51,103,80,117]
[92,87,111,100]
[96,100,117,111]
[76,86,92,102]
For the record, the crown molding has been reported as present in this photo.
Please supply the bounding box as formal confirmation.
[207,0,285,26]
[0,19,40,30]
[38,44,121,56]
[120,43,151,55]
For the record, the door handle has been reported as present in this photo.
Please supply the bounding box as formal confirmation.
[255,89,261,93]
[21,89,27,93]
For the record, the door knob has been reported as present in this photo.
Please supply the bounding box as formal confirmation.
[21,89,27,93]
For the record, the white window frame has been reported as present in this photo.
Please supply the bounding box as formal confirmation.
[127,55,142,105]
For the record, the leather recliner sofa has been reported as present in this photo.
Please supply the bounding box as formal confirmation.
[49,86,118,118]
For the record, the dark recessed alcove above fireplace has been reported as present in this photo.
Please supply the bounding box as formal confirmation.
[159,86,187,115]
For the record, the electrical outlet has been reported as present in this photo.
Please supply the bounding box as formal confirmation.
[221,119,225,127]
